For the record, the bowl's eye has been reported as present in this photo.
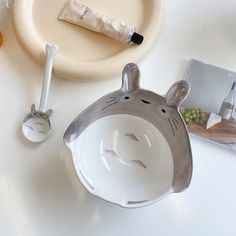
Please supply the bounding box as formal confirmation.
[120,94,134,102]
[159,106,170,117]
[141,99,151,104]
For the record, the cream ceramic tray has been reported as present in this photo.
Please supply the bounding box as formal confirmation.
[12,0,164,80]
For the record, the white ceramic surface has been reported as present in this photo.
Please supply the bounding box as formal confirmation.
[12,0,164,80]
[68,114,173,207]
[1,0,236,235]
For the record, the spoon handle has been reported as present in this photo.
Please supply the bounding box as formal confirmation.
[39,43,59,112]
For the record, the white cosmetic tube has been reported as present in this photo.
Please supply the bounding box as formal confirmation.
[59,0,144,44]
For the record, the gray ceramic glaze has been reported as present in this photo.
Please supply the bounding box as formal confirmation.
[64,63,192,194]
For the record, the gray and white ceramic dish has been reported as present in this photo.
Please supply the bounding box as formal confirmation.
[64,63,192,208]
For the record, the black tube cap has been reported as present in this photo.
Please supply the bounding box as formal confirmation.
[131,32,144,45]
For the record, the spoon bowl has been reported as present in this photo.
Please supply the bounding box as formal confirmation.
[22,105,52,143]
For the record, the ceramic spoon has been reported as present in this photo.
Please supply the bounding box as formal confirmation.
[22,43,59,143]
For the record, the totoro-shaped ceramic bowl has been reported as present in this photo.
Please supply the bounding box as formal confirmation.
[64,63,192,208]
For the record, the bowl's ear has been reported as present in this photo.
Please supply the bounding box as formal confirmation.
[165,81,190,107]
[121,63,140,92]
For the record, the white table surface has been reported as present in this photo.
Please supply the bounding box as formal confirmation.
[1,0,236,235]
